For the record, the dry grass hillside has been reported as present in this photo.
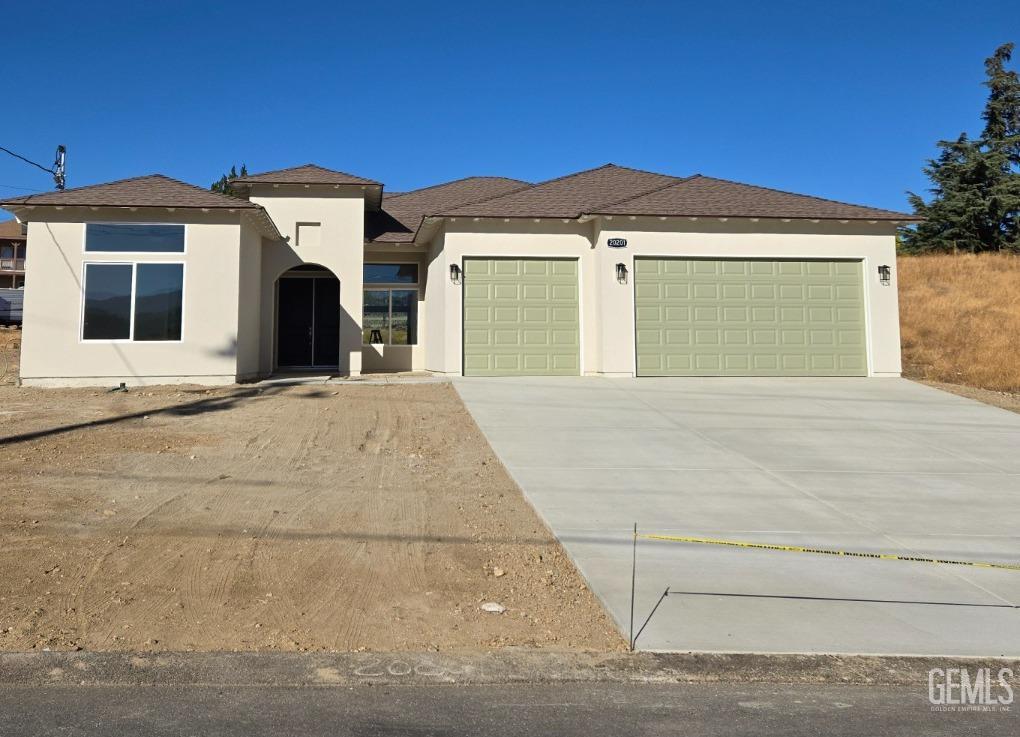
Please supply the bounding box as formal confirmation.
[898,252,1020,392]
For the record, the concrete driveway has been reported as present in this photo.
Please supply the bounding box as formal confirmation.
[455,377,1020,655]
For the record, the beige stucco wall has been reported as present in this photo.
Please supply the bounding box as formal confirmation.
[249,187,365,375]
[423,217,902,377]
[236,221,264,379]
[424,231,447,373]
[18,210,247,387]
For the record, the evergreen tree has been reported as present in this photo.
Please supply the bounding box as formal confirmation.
[211,164,248,194]
[901,43,1020,253]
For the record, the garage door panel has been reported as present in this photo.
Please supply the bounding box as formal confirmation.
[463,258,580,376]
[635,258,866,377]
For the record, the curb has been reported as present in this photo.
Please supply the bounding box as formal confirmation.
[2,651,1018,688]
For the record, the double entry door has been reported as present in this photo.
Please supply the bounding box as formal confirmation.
[277,275,340,369]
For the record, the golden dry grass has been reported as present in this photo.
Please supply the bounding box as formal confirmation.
[898,252,1020,392]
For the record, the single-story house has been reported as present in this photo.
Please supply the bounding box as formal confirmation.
[0,163,916,387]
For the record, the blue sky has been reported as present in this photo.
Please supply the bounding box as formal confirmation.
[1,1,1016,212]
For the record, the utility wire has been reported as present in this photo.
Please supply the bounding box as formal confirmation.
[0,146,56,176]
[0,183,44,192]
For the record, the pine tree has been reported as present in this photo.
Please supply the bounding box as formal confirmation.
[210,163,248,194]
[901,43,1020,253]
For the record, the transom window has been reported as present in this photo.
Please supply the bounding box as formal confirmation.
[363,263,418,345]
[364,263,417,284]
[82,263,184,341]
[85,223,185,253]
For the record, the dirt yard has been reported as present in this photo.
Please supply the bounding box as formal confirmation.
[0,378,623,653]
[0,327,18,385]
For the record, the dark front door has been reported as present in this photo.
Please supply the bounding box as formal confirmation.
[277,276,340,368]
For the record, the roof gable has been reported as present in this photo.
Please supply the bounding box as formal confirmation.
[0,174,258,210]
[439,164,680,218]
[598,175,915,220]
[231,164,380,186]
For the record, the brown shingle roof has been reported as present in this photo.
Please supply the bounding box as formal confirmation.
[0,218,26,238]
[439,164,680,219]
[231,164,380,186]
[367,176,530,242]
[0,174,259,210]
[596,175,916,220]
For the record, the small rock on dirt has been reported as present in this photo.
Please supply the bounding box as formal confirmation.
[480,602,506,613]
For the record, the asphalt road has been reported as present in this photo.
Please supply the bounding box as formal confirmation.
[1,682,1014,736]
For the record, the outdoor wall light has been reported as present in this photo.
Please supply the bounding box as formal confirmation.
[616,262,628,284]
[878,264,891,286]
[450,263,462,284]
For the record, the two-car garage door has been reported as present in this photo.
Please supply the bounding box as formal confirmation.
[460,257,867,377]
[634,258,867,376]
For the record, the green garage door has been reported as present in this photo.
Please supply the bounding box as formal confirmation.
[634,258,867,376]
[463,258,580,376]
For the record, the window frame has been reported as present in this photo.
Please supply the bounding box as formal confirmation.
[79,260,187,344]
[362,262,419,347]
[82,222,188,256]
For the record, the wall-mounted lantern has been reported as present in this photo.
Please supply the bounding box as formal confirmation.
[878,264,891,286]
[616,262,628,284]
[450,263,462,284]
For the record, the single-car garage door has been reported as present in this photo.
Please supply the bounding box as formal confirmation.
[463,258,580,376]
[634,258,867,376]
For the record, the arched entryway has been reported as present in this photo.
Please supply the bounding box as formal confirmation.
[276,264,340,370]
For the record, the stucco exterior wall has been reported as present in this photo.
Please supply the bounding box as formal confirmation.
[424,232,447,373]
[424,217,902,377]
[235,221,264,379]
[249,188,365,375]
[19,210,245,387]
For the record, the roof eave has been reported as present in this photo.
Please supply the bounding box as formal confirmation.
[585,211,920,222]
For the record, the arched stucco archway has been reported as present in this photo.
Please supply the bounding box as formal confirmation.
[274,263,341,371]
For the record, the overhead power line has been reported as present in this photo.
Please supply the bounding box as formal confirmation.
[0,144,66,190]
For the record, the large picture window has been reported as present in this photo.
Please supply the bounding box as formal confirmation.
[85,223,185,253]
[363,263,418,345]
[82,263,184,341]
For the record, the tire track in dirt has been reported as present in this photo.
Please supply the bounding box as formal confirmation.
[1,382,624,652]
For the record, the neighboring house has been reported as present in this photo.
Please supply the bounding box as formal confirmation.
[0,218,26,288]
[0,163,916,387]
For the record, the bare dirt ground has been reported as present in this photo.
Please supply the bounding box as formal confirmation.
[0,327,18,385]
[922,380,1020,415]
[0,374,623,653]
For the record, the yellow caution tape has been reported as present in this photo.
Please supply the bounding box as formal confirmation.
[639,534,1020,572]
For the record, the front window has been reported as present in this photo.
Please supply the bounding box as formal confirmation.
[363,263,418,345]
[85,223,185,253]
[82,263,183,341]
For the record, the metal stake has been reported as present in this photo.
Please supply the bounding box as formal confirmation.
[629,522,637,650]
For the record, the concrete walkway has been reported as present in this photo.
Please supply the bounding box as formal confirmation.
[455,377,1020,655]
